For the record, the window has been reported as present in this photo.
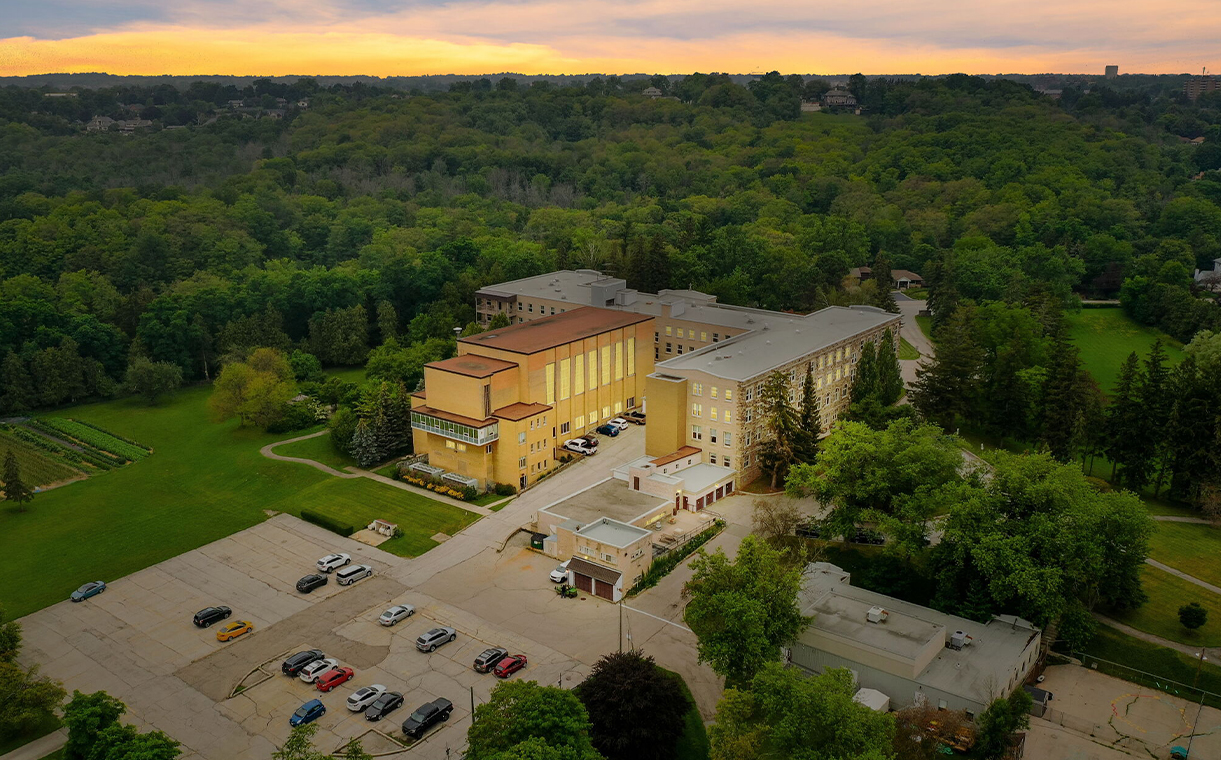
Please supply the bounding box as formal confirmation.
[446,440,456,449]
[691,425,702,440]
[835,367,841,381]
[692,383,702,396]
[724,431,732,447]
[518,457,527,468]
[724,456,731,468]
[745,387,753,401]
[559,358,570,400]
[665,326,672,336]
[545,362,555,404]
[817,376,823,390]
[745,431,753,445]
[701,331,708,341]
[725,389,733,401]
[550,307,555,315]
[725,410,732,424]
[615,341,624,380]
[713,333,720,342]
[836,348,842,362]
[528,303,533,313]
[692,403,702,417]
[575,414,585,429]
[518,432,526,445]
[601,553,616,564]
[614,401,623,414]
[486,444,493,453]
[677,345,683,355]
[654,331,659,342]
[744,409,753,422]
[710,429,718,444]
[589,407,598,423]
[517,302,523,311]
[710,407,718,421]
[560,422,570,435]
[602,405,610,419]
[710,454,718,465]
[711,387,718,399]
[458,443,466,452]
[588,350,597,389]
[627,337,635,376]
[666,342,672,353]
[626,397,636,409]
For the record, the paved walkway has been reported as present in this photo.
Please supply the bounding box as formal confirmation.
[1153,515,1213,524]
[1094,613,1221,661]
[260,430,492,516]
[0,728,66,760]
[1146,558,1221,595]
[897,296,932,387]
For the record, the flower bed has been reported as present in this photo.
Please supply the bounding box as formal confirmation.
[400,473,479,501]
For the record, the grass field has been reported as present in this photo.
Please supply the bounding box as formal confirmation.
[0,385,479,619]
[1064,308,1184,393]
[0,430,84,487]
[898,337,920,360]
[914,315,935,343]
[0,714,60,756]
[1148,521,1221,588]
[661,667,711,760]
[1079,624,1221,709]
[1109,565,1221,647]
[271,430,358,471]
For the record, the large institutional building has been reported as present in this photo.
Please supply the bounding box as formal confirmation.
[472,270,901,487]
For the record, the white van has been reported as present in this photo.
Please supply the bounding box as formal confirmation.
[336,564,373,586]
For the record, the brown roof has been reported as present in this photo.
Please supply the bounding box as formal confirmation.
[459,307,652,355]
[567,556,622,584]
[493,402,552,421]
[427,354,518,378]
[651,446,702,467]
[892,269,923,281]
[410,405,496,429]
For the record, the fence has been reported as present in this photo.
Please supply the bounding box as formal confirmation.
[1040,707,1113,740]
[1075,652,1221,710]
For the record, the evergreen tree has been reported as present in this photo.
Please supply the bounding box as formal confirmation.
[2,450,34,512]
[794,363,820,463]
[349,419,380,468]
[1164,356,1219,503]
[487,311,511,329]
[1038,328,1090,462]
[629,234,672,294]
[758,370,801,488]
[0,352,35,413]
[375,300,399,345]
[850,342,878,404]
[1140,340,1173,494]
[870,255,899,313]
[910,304,982,430]
[875,328,904,404]
[1105,353,1146,487]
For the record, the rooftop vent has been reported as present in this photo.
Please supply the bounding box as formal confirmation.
[948,630,971,650]
[866,606,889,624]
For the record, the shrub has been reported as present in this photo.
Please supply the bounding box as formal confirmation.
[494,482,517,497]
[629,520,725,596]
[462,485,478,501]
[300,509,355,537]
[267,400,319,434]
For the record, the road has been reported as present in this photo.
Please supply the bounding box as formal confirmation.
[896,294,932,388]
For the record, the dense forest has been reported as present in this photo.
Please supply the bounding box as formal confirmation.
[2,72,1220,418]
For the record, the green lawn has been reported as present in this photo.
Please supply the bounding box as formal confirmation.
[1109,565,1221,647]
[1078,624,1221,709]
[1148,521,1221,588]
[898,337,920,360]
[914,315,935,343]
[270,429,358,471]
[1,385,478,618]
[661,667,711,760]
[0,714,60,756]
[902,288,928,300]
[325,366,368,384]
[1064,308,1184,393]
[0,429,84,486]
[1140,495,1200,518]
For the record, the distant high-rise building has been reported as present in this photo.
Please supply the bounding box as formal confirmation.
[1105,65,1119,78]
[1185,76,1218,101]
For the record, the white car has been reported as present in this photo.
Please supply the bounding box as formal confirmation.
[347,684,387,711]
[609,417,630,431]
[549,561,571,583]
[316,553,351,573]
[562,439,596,456]
[298,658,339,683]
[379,605,416,626]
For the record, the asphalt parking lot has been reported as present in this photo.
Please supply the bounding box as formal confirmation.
[18,515,587,759]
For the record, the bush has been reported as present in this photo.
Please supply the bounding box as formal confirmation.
[494,482,517,497]
[462,485,478,501]
[267,400,319,434]
[629,520,725,596]
[300,509,355,537]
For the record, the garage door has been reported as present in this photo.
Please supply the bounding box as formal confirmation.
[594,579,614,600]
[574,573,593,593]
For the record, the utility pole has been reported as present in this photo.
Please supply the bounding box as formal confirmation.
[1185,689,1206,757]
[619,599,623,653]
[1194,646,1207,687]
[470,686,476,723]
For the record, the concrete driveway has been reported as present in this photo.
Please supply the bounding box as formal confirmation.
[897,296,932,388]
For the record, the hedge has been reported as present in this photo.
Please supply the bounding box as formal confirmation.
[300,509,356,537]
[628,520,725,596]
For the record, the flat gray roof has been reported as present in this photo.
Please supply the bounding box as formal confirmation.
[656,306,900,381]
[576,517,652,548]
[541,478,668,526]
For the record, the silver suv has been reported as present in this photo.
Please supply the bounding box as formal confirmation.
[336,564,373,586]
[415,627,457,652]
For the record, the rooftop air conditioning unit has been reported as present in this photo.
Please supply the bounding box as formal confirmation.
[866,606,889,624]
[949,630,969,650]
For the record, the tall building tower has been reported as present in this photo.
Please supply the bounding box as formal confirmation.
[1105,65,1119,78]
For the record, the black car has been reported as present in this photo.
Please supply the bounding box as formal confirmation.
[365,691,404,721]
[579,434,599,448]
[192,606,232,627]
[296,574,328,594]
[795,522,821,539]
[852,529,886,546]
[282,649,325,676]
[473,647,509,674]
[402,697,453,739]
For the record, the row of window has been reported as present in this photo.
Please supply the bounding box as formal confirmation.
[662,326,722,342]
[546,339,636,405]
[690,404,732,423]
[691,426,733,447]
[691,383,732,400]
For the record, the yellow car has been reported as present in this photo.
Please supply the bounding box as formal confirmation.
[216,620,254,642]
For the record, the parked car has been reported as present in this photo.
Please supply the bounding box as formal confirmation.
[852,529,885,546]
[595,423,620,437]
[296,573,328,594]
[315,666,355,692]
[415,627,457,652]
[70,581,106,602]
[579,434,599,448]
[493,654,528,678]
[562,438,596,456]
[379,605,415,626]
[401,697,453,739]
[794,522,821,539]
[216,620,254,642]
[608,417,630,431]
[192,606,232,627]
[282,649,326,676]
[346,684,387,712]
[335,564,373,586]
[289,699,326,727]
[473,647,509,674]
[622,411,646,425]
[548,561,570,584]
[364,691,404,722]
[298,658,340,683]
[316,553,352,573]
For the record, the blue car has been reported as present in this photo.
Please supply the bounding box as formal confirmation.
[595,424,620,437]
[290,699,326,727]
[70,581,106,602]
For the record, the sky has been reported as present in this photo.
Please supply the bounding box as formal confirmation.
[0,0,1216,77]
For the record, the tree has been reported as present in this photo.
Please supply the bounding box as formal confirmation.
[892,703,972,760]
[684,535,810,686]
[348,418,380,467]
[974,689,1031,760]
[207,348,296,430]
[850,341,878,404]
[288,350,323,382]
[1037,327,1091,462]
[1105,353,1146,487]
[875,328,904,404]
[750,498,806,547]
[910,304,982,429]
[0,352,35,413]
[375,300,399,345]
[308,304,369,365]
[273,724,328,760]
[793,363,820,464]
[328,407,359,455]
[2,450,34,512]
[0,606,19,662]
[871,255,899,313]
[0,662,66,742]
[488,311,511,329]
[124,357,183,404]
[574,652,690,760]
[63,691,126,760]
[709,664,894,760]
[87,723,179,760]
[757,371,801,488]
[467,680,602,760]
[1179,602,1208,631]
[340,738,373,760]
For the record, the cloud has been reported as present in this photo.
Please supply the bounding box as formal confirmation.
[1,0,1217,75]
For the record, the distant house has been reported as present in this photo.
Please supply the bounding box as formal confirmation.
[1195,258,1221,292]
[850,266,873,283]
[263,109,286,120]
[116,119,153,133]
[1191,136,1206,145]
[44,92,77,98]
[296,98,311,108]
[275,97,288,106]
[85,116,115,132]
[641,86,664,99]
[823,88,857,107]
[227,99,244,109]
[892,270,924,290]
[800,101,822,113]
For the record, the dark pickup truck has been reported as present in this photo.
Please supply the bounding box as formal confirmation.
[402,697,453,739]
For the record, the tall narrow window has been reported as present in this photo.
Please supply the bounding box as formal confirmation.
[545,362,555,405]
[601,346,611,385]
[588,350,597,389]
[559,358,570,400]
[615,342,624,380]
[574,354,585,395]
[627,337,636,376]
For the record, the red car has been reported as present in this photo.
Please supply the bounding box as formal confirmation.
[493,654,528,678]
[315,667,355,692]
